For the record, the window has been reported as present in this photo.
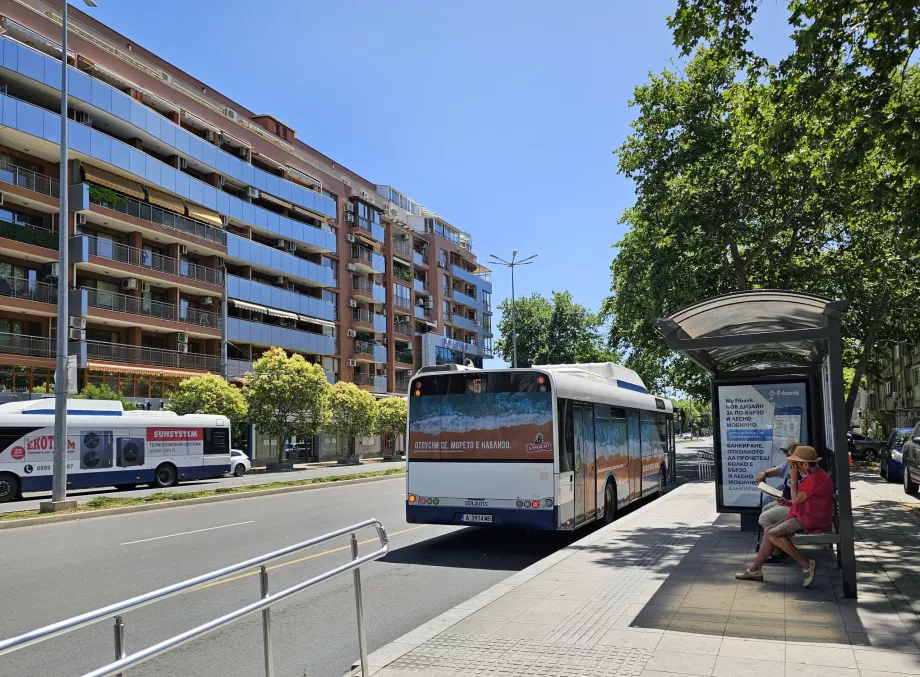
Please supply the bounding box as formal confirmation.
[442,299,451,321]
[393,284,410,307]
[439,250,448,267]
[482,290,491,311]
[558,399,575,473]
[442,274,450,293]
[482,314,491,334]
[86,328,117,343]
[204,427,230,455]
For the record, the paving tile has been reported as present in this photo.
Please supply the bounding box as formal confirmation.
[643,650,717,675]
[666,618,727,636]
[596,628,665,649]
[783,643,856,668]
[639,671,705,677]
[656,631,723,655]
[784,623,851,644]
[711,655,785,677]
[853,648,920,674]
[782,664,859,677]
[440,618,504,637]
[491,622,555,640]
[719,637,784,661]
[847,631,920,653]
[723,624,786,641]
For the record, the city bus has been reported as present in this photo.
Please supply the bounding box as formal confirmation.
[405,363,675,530]
[0,398,231,502]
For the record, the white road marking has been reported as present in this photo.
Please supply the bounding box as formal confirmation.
[120,520,255,546]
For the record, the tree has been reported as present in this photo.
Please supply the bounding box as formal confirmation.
[375,397,408,457]
[167,374,247,427]
[72,383,139,410]
[325,381,378,463]
[242,347,329,466]
[495,291,617,368]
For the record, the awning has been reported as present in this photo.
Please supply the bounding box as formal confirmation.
[180,109,221,133]
[85,362,209,378]
[354,232,377,247]
[290,204,317,220]
[300,315,336,328]
[145,186,184,214]
[185,202,224,228]
[252,152,286,171]
[83,164,145,201]
[265,307,298,321]
[419,319,438,329]
[220,130,251,149]
[259,192,293,210]
[230,299,267,313]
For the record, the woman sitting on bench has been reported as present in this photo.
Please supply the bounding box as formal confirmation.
[736,446,834,588]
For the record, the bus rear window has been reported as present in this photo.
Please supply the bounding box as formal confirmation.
[412,372,550,396]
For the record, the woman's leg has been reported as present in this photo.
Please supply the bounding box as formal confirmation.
[749,529,778,572]
[767,534,809,569]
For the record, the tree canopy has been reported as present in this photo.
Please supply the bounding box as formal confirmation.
[326,381,378,459]
[167,374,247,427]
[495,291,617,368]
[72,383,139,410]
[242,347,329,463]
[375,397,408,454]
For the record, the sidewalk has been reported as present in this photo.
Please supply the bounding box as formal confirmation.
[364,469,920,676]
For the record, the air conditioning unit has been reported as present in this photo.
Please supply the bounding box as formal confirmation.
[345,213,355,223]
[75,213,87,226]
[416,298,426,307]
[44,262,60,279]
[121,278,138,291]
[274,276,285,285]
[345,202,355,213]
[201,296,213,305]
[346,359,357,367]
[179,157,188,170]
[141,282,151,293]
[177,332,189,344]
[361,191,370,199]
[177,343,189,353]
[346,329,357,338]
[163,72,173,84]
[346,263,357,272]
[179,245,188,255]
[68,328,85,341]
[74,110,92,126]
[345,233,356,243]
[69,316,86,330]
[347,300,358,308]
[225,108,238,121]
[203,130,216,143]
[274,239,286,249]
[238,146,248,159]
[424,300,434,309]
[437,261,446,268]
[247,187,259,199]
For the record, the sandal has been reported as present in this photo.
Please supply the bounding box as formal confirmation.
[735,568,764,581]
[803,560,816,588]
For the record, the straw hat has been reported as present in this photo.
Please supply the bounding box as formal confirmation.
[781,439,800,452]
[788,445,821,463]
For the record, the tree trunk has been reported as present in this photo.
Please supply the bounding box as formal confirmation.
[845,291,890,423]
[727,239,748,290]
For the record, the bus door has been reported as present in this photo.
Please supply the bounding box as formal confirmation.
[572,404,597,522]
[627,410,642,501]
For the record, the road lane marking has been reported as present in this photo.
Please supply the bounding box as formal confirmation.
[120,521,256,546]
[193,524,430,591]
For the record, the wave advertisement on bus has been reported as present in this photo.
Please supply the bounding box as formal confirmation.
[408,372,554,462]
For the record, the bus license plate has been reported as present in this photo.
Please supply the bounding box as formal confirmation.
[461,514,492,524]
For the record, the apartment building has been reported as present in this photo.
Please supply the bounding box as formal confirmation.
[865,343,920,433]
[0,1,493,414]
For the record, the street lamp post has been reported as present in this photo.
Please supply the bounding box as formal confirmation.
[46,0,98,512]
[487,251,537,369]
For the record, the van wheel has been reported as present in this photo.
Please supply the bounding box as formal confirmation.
[152,463,178,488]
[0,473,19,503]
[603,483,617,524]
[905,467,920,495]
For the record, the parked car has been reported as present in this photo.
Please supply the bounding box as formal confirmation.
[848,432,885,462]
[901,423,920,494]
[681,432,692,440]
[879,428,913,482]
[229,449,251,477]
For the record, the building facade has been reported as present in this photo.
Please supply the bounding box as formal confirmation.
[865,343,920,434]
[0,1,492,417]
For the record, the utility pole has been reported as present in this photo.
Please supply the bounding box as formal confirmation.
[487,251,537,369]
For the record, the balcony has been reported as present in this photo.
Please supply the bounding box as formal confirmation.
[414,306,429,320]
[228,318,337,356]
[393,238,411,256]
[352,276,375,300]
[350,245,385,274]
[373,312,387,333]
[395,375,411,392]
[84,288,220,330]
[353,340,387,363]
[349,215,385,243]
[451,288,482,310]
[85,340,219,371]
[413,251,427,267]
[442,287,451,298]
[413,279,427,294]
[0,160,59,198]
[394,296,412,310]
[451,314,478,332]
[0,276,56,305]
[353,373,375,386]
[352,307,373,326]
[88,186,227,247]
[85,236,223,287]
[452,264,491,290]
[227,234,336,288]
[395,349,413,365]
[0,332,55,359]
[228,275,336,322]
[394,322,413,337]
[0,219,58,251]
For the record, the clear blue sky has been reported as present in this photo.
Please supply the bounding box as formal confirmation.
[81,0,793,365]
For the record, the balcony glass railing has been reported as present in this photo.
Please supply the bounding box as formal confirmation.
[394,322,412,337]
[352,276,374,295]
[413,279,427,294]
[86,236,223,286]
[85,340,219,371]
[0,331,54,358]
[88,185,227,246]
[413,251,427,267]
[0,160,59,197]
[395,376,411,392]
[353,340,376,355]
[393,238,411,255]
[351,245,374,263]
[394,296,411,310]
[353,373,375,386]
[0,219,57,250]
[0,276,56,304]
[395,350,413,364]
[352,308,373,324]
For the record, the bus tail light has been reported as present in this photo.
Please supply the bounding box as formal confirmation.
[516,500,524,508]
[531,501,540,509]
[543,498,554,507]
[408,494,417,503]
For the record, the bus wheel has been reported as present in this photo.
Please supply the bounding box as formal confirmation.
[0,473,19,503]
[152,464,178,489]
[603,483,616,524]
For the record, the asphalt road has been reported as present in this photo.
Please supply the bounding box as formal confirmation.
[0,474,587,677]
[4,461,406,513]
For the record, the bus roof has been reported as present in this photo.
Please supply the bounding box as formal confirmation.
[0,398,230,426]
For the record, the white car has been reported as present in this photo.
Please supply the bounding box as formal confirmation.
[682,433,692,440]
[229,449,251,477]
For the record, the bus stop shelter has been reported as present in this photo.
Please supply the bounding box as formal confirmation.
[654,290,857,598]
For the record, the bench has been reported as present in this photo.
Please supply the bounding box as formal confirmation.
[791,531,839,546]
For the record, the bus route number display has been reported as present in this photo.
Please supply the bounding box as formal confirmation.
[717,382,808,509]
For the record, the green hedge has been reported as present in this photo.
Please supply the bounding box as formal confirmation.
[0,220,58,250]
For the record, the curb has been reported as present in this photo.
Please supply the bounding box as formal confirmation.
[0,473,405,531]
[350,483,696,676]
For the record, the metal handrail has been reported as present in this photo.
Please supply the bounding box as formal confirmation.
[0,519,389,677]
[85,236,223,286]
[0,275,56,304]
[0,159,59,197]
[697,449,714,481]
